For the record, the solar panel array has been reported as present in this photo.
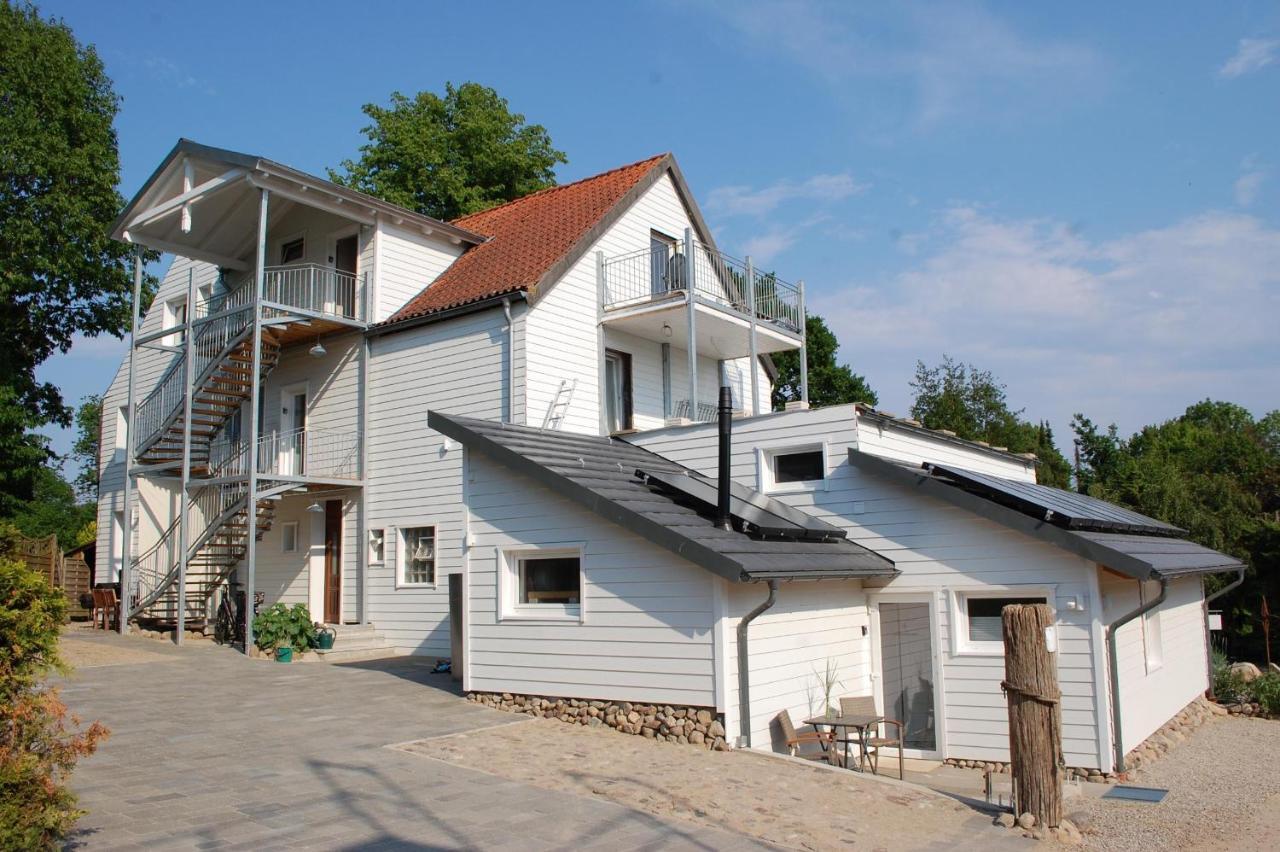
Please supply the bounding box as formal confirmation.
[927,463,1186,536]
[637,468,847,541]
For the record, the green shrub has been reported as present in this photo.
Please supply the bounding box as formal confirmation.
[1211,651,1249,702]
[1252,673,1280,717]
[252,603,314,651]
[1,555,108,849]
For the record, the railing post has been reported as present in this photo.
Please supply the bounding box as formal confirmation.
[685,227,698,415]
[176,266,196,644]
[596,250,607,436]
[798,279,809,408]
[245,188,268,651]
[746,256,760,416]
[119,247,143,633]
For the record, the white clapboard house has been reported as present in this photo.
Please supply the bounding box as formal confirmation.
[98,139,1243,775]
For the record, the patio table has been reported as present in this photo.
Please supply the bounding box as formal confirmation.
[804,713,882,771]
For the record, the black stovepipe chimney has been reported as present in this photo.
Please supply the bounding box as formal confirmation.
[717,385,732,531]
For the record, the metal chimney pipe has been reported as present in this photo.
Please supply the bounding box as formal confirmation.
[717,385,733,531]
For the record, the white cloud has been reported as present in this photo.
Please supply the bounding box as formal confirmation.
[1218,38,1280,78]
[812,206,1280,439]
[707,172,866,217]
[693,1,1104,127]
[1235,156,1268,206]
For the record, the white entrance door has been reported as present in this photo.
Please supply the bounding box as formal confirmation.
[279,385,307,475]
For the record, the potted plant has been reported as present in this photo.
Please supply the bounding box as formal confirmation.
[252,603,314,662]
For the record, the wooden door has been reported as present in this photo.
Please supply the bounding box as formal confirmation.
[323,500,342,623]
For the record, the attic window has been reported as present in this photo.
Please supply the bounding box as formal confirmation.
[280,237,305,264]
[775,450,824,483]
[760,444,828,493]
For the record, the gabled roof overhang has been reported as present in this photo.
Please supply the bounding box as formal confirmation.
[848,449,1245,582]
[112,139,483,268]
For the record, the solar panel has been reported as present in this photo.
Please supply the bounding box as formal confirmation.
[636,468,847,541]
[927,463,1185,536]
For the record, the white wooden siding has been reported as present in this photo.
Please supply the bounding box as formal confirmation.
[374,222,464,323]
[722,579,870,750]
[465,452,718,706]
[629,405,1104,767]
[1100,572,1208,754]
[854,414,1038,481]
[365,306,511,653]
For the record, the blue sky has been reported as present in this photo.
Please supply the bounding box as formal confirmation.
[38,0,1280,466]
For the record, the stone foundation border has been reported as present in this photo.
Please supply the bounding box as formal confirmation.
[467,691,728,750]
[946,694,1225,783]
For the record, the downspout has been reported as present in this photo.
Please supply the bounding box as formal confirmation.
[1203,568,1246,700]
[1106,575,1167,773]
[502,298,515,424]
[737,579,778,748]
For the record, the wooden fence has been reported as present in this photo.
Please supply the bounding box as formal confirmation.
[15,534,91,620]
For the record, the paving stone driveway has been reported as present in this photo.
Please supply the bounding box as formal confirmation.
[59,631,769,851]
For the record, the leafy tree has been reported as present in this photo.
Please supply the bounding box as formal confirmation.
[0,2,144,511]
[909,355,1072,487]
[0,530,108,848]
[772,315,879,410]
[8,466,95,548]
[1072,401,1280,661]
[70,394,102,501]
[330,82,567,221]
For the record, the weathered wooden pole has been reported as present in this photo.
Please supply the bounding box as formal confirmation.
[1002,603,1063,829]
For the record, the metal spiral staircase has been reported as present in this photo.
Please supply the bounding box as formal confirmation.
[128,287,285,625]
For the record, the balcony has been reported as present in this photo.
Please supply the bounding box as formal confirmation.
[600,240,803,358]
[207,427,362,484]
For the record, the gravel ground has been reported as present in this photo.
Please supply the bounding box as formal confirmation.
[400,716,1029,851]
[58,628,177,668]
[1071,716,1280,850]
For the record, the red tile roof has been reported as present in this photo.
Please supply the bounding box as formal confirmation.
[384,154,669,324]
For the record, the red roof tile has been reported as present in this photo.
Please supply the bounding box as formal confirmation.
[384,154,669,324]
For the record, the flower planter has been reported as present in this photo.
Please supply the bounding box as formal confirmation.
[275,647,293,663]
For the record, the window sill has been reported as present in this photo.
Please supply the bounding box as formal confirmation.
[395,581,437,591]
[951,643,1006,657]
[499,608,582,624]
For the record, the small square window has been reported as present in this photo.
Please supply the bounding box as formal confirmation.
[774,450,824,483]
[281,521,298,554]
[963,595,1047,646]
[280,237,305,265]
[401,526,435,586]
[519,556,581,605]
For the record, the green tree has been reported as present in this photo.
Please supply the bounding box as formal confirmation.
[70,394,102,501]
[909,355,1073,487]
[1072,401,1280,661]
[330,82,567,221]
[9,466,95,548]
[0,533,108,848]
[772,315,879,410]
[0,2,141,511]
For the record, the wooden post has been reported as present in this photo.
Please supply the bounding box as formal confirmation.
[1002,603,1063,829]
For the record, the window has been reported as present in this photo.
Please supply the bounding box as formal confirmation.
[369,528,385,564]
[115,406,128,449]
[604,349,633,433]
[280,237,305,265]
[957,592,1048,652]
[224,408,242,445]
[500,548,583,621]
[281,521,298,553]
[519,556,581,605]
[650,230,678,294]
[760,444,828,492]
[400,526,435,586]
[1140,581,1164,671]
[165,297,188,345]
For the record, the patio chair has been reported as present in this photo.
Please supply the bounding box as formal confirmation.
[776,709,833,761]
[92,587,120,631]
[838,695,905,779]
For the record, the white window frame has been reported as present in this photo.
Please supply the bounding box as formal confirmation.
[950,586,1056,656]
[164,296,188,346]
[756,442,830,494]
[1140,580,1164,673]
[497,545,585,623]
[281,521,298,554]
[396,524,438,589]
[115,406,128,450]
[277,231,307,266]
[368,527,385,565]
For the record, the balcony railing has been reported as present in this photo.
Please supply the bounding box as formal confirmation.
[601,241,802,333]
[207,427,362,482]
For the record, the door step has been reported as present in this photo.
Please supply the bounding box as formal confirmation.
[313,622,400,663]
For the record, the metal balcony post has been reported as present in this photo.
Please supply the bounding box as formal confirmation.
[596,251,607,435]
[746,256,760,415]
[798,279,809,407]
[685,228,697,415]
[119,247,143,634]
[177,267,196,644]
[245,187,268,651]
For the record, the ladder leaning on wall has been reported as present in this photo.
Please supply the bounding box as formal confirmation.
[541,379,577,430]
